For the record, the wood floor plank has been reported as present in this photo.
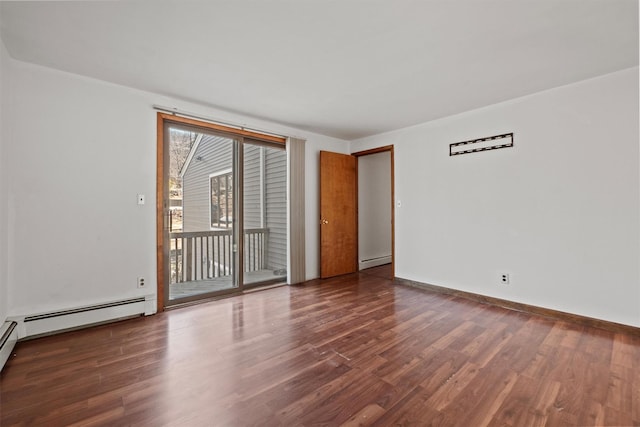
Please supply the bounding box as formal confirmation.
[468,369,520,427]
[1,265,639,426]
[339,403,385,427]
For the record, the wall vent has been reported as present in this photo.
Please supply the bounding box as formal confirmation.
[450,133,514,156]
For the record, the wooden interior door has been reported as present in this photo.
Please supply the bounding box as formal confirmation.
[320,151,357,278]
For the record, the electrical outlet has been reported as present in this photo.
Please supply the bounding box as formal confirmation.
[500,273,510,285]
[137,277,145,288]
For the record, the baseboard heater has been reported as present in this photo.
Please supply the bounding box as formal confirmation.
[12,296,154,339]
[0,321,18,372]
[359,255,392,270]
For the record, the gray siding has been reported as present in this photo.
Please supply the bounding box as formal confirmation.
[243,145,262,229]
[264,148,286,270]
[182,135,233,232]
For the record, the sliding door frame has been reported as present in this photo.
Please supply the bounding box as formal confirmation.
[156,113,286,312]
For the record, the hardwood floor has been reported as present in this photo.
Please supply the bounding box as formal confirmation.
[1,269,638,426]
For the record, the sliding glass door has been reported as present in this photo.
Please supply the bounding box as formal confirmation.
[165,124,238,304]
[159,115,288,307]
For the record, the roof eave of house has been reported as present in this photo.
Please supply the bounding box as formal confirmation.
[179,133,204,178]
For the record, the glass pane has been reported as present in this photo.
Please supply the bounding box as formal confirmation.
[243,143,287,286]
[167,127,237,302]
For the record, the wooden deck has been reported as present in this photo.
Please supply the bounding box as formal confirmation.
[1,265,639,426]
[169,269,285,300]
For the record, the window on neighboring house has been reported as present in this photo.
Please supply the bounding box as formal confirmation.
[210,171,233,228]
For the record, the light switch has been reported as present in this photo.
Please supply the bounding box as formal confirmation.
[137,194,145,205]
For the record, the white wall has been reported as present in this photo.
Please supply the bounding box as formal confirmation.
[0,36,9,322]
[5,59,347,317]
[351,67,640,327]
[358,151,392,269]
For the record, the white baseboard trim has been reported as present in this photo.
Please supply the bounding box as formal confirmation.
[9,294,156,340]
[359,256,392,271]
[0,321,18,372]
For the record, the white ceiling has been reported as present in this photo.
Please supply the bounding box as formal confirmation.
[1,1,637,140]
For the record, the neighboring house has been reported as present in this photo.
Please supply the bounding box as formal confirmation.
[179,134,287,274]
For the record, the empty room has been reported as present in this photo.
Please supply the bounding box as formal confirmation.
[0,1,638,426]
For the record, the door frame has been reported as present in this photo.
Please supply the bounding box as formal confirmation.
[352,145,395,278]
[156,113,286,312]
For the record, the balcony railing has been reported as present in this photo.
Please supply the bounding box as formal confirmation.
[169,228,269,284]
